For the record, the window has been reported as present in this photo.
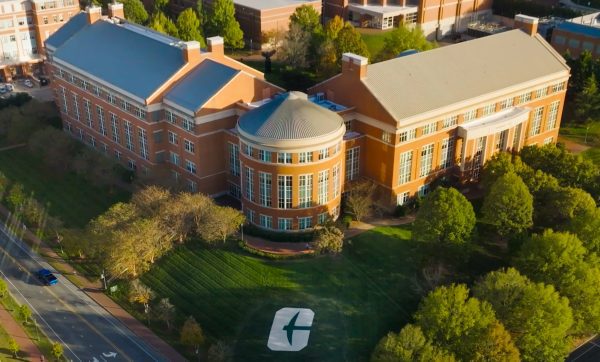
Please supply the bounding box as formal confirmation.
[399,129,416,143]
[398,151,412,185]
[228,143,240,176]
[319,148,329,160]
[333,142,341,155]
[165,110,176,124]
[243,143,253,157]
[482,104,495,116]
[299,151,312,163]
[298,174,312,208]
[138,128,149,160]
[115,150,122,160]
[472,136,486,179]
[298,217,312,230]
[278,218,292,231]
[530,107,543,136]
[318,213,328,225]
[135,107,146,120]
[98,107,106,136]
[318,170,329,205]
[442,115,458,128]
[499,98,514,110]
[332,163,340,198]
[536,87,548,98]
[185,160,196,174]
[229,183,241,199]
[440,138,455,169]
[124,121,134,151]
[71,93,79,121]
[278,152,291,164]
[544,137,554,145]
[187,179,198,193]
[345,147,360,181]
[170,152,180,166]
[110,114,120,144]
[552,82,565,92]
[421,122,437,136]
[568,39,580,48]
[278,175,292,209]
[184,139,195,154]
[463,109,477,122]
[494,130,508,152]
[246,209,255,223]
[546,101,560,130]
[381,131,392,143]
[519,92,532,104]
[259,172,272,207]
[182,118,194,132]
[106,92,116,105]
[59,86,67,113]
[101,143,108,154]
[259,214,273,229]
[397,192,410,206]
[245,167,254,201]
[168,131,178,145]
[127,159,136,170]
[513,124,522,150]
[419,144,434,177]
[418,184,430,197]
[258,149,271,162]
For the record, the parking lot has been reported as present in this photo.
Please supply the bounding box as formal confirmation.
[2,78,54,102]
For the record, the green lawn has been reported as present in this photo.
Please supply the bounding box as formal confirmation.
[559,121,600,147]
[0,147,129,228]
[0,323,22,362]
[359,30,391,59]
[142,225,422,361]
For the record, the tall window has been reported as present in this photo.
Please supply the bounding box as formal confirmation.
[84,99,92,125]
[259,172,272,207]
[165,110,176,124]
[278,175,292,209]
[278,152,291,164]
[398,151,412,185]
[332,163,340,198]
[182,118,194,132]
[397,192,410,206]
[98,107,106,136]
[168,131,178,145]
[59,86,67,113]
[440,138,455,169]
[472,136,486,179]
[138,128,149,160]
[513,124,522,150]
[530,107,543,136]
[345,147,360,181]
[299,151,312,163]
[546,101,560,130]
[419,144,434,177]
[245,167,254,201]
[185,160,196,174]
[72,92,79,121]
[170,152,180,166]
[124,120,134,151]
[318,170,329,205]
[228,143,240,176]
[298,174,312,208]
[110,113,120,144]
[184,139,195,154]
[494,130,508,152]
[259,214,272,229]
[319,148,329,160]
[278,218,292,231]
[258,149,271,162]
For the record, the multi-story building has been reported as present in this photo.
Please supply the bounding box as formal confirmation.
[551,12,600,59]
[322,0,492,39]
[0,0,79,81]
[47,7,569,232]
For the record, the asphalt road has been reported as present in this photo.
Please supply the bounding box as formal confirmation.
[0,224,168,362]
[568,336,600,362]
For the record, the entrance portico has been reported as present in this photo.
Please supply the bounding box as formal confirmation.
[348,3,418,29]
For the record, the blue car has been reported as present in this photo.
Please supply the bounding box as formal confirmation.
[36,269,58,286]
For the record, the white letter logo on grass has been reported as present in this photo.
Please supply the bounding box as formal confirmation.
[267,308,314,351]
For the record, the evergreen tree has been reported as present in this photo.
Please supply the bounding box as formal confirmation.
[376,25,435,61]
[149,11,179,38]
[334,22,370,62]
[176,8,205,47]
[205,0,244,49]
[575,73,600,123]
[122,0,148,25]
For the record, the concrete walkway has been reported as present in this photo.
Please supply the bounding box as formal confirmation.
[0,304,42,361]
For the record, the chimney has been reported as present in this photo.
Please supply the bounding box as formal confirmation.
[342,53,368,79]
[108,2,124,18]
[86,5,102,24]
[207,36,224,57]
[514,14,539,36]
[182,41,202,63]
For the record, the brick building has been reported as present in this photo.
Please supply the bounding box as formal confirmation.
[47,8,569,232]
[322,0,492,39]
[551,12,600,59]
[0,0,79,81]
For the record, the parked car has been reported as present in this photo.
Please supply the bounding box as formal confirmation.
[39,77,49,86]
[6,83,14,92]
[0,85,6,94]
[24,79,33,88]
[36,269,58,286]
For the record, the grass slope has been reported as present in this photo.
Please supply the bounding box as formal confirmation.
[0,147,129,228]
[142,226,421,361]
[359,30,390,59]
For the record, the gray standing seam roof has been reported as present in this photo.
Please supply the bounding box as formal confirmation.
[164,60,240,112]
[238,92,344,140]
[52,20,185,100]
[45,12,88,49]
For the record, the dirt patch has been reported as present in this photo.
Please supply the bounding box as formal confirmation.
[558,136,591,154]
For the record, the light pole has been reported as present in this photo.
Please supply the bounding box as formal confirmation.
[240,223,244,242]
[100,269,107,290]
[585,126,590,144]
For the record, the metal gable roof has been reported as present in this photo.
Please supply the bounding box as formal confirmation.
[45,12,89,50]
[52,20,185,100]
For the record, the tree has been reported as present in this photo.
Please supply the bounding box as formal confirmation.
[205,0,244,49]
[334,22,370,62]
[376,25,435,62]
[122,0,148,24]
[7,337,19,358]
[345,180,376,222]
[412,187,475,245]
[181,316,205,352]
[0,170,9,198]
[569,208,600,253]
[51,342,64,361]
[177,8,206,47]
[128,279,154,315]
[535,186,596,228]
[164,192,213,243]
[130,186,171,218]
[481,152,515,191]
[0,277,7,298]
[6,183,26,211]
[279,22,311,69]
[153,0,168,12]
[371,324,456,362]
[290,4,321,33]
[149,11,179,38]
[473,268,573,362]
[18,304,31,324]
[574,73,600,123]
[313,225,344,254]
[481,172,533,236]
[414,284,518,361]
[28,127,77,171]
[208,340,234,362]
[195,0,205,26]
[197,206,245,243]
[515,230,600,333]
[155,298,175,330]
[324,15,344,40]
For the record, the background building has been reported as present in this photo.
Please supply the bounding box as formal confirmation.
[551,12,600,58]
[0,0,79,81]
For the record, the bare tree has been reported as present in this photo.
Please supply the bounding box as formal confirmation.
[128,279,154,317]
[155,298,176,331]
[197,206,245,244]
[345,180,377,222]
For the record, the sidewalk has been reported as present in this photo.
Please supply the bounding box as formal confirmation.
[0,205,187,362]
[0,304,42,361]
